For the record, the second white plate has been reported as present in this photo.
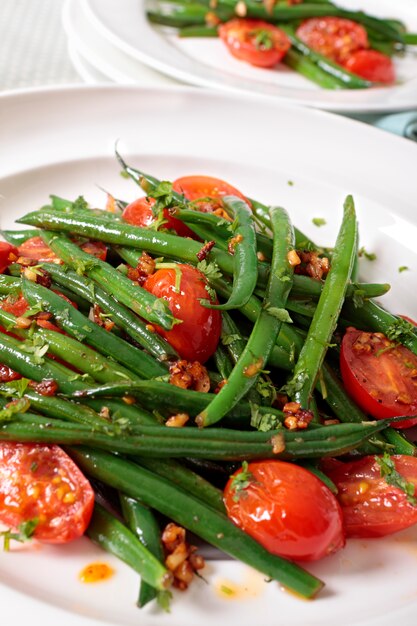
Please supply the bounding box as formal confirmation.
[82,0,417,112]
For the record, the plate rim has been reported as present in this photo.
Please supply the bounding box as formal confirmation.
[1,83,417,626]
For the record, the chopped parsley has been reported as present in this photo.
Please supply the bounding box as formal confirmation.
[352,288,366,309]
[358,246,377,261]
[251,28,274,51]
[312,217,326,227]
[230,461,255,502]
[0,397,31,423]
[1,518,39,551]
[72,196,89,211]
[398,266,409,273]
[0,377,30,399]
[386,317,416,344]
[250,403,282,432]
[196,259,222,280]
[375,453,417,505]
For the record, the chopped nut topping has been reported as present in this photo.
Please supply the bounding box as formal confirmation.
[287,250,301,266]
[214,379,227,394]
[127,252,155,286]
[15,316,32,329]
[283,401,314,431]
[257,251,267,262]
[166,413,189,427]
[323,419,340,426]
[205,11,221,26]
[99,406,111,420]
[235,1,247,16]
[271,432,285,454]
[196,240,216,262]
[91,304,115,332]
[162,523,205,591]
[228,234,243,256]
[169,360,210,393]
[294,250,330,280]
[122,395,136,405]
[243,356,263,378]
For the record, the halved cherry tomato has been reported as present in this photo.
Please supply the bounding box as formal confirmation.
[122,196,195,238]
[343,49,395,84]
[0,293,30,317]
[0,443,94,543]
[296,17,369,64]
[173,174,248,204]
[143,264,221,363]
[17,237,107,263]
[0,242,18,274]
[223,460,345,562]
[340,327,417,428]
[218,19,291,68]
[322,455,417,538]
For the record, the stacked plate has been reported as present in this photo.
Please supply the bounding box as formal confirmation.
[64,0,417,113]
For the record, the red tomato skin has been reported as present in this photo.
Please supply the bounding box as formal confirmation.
[0,443,94,543]
[296,17,368,64]
[122,196,194,238]
[0,293,29,317]
[340,327,417,428]
[219,19,291,68]
[0,242,18,273]
[322,455,417,538]
[143,264,221,363]
[0,364,22,382]
[224,461,345,562]
[343,49,395,84]
[173,175,248,205]
[17,236,107,263]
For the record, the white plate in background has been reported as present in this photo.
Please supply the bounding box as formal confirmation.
[0,86,417,626]
[63,0,176,86]
[81,0,417,112]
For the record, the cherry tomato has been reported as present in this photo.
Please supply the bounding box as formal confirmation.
[340,327,417,428]
[224,460,345,562]
[0,242,18,274]
[218,19,291,68]
[0,443,94,543]
[122,196,194,238]
[0,364,21,382]
[0,293,30,317]
[296,17,368,64]
[173,174,248,204]
[322,455,417,538]
[17,237,107,263]
[143,264,221,363]
[343,49,395,84]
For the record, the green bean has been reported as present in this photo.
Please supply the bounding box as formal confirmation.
[205,196,258,310]
[177,0,405,42]
[285,196,357,409]
[196,206,296,427]
[21,279,166,379]
[179,24,218,37]
[69,446,324,598]
[41,231,176,330]
[0,332,88,394]
[18,207,272,286]
[281,27,371,89]
[120,495,169,608]
[0,307,138,384]
[1,229,39,246]
[284,47,343,90]
[0,414,389,460]
[291,275,390,300]
[0,274,21,294]
[87,502,172,590]
[41,262,177,361]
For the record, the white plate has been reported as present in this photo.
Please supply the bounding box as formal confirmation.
[67,41,111,84]
[0,85,417,626]
[63,0,176,86]
[81,0,417,112]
